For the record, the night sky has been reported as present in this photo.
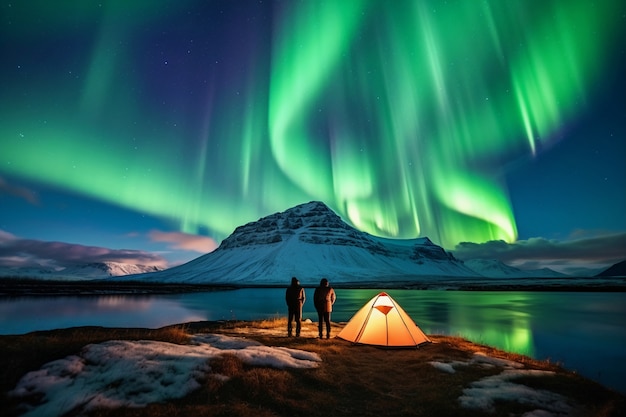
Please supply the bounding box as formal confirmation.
[1,1,624,275]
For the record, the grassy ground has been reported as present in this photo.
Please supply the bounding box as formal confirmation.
[1,318,624,417]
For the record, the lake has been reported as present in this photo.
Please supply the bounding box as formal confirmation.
[1,289,624,394]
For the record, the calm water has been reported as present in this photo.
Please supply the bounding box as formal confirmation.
[1,289,625,393]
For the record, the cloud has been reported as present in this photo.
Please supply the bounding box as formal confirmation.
[148,230,218,253]
[0,177,39,205]
[452,232,626,274]
[0,230,168,268]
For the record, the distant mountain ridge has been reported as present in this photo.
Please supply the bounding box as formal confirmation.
[595,260,626,277]
[115,201,478,285]
[62,262,163,278]
[1,201,594,283]
[0,262,162,281]
[463,259,567,278]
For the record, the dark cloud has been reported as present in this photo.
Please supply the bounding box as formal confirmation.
[452,232,626,274]
[0,231,168,268]
[0,177,39,205]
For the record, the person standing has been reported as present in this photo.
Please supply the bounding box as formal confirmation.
[313,278,336,339]
[285,277,305,337]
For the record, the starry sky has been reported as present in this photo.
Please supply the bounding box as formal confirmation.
[1,0,624,275]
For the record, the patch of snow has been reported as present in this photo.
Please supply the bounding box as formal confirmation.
[428,361,456,374]
[471,351,524,369]
[10,333,321,417]
[430,352,574,416]
[459,369,571,415]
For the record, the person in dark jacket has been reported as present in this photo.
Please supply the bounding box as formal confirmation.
[313,278,336,339]
[285,277,305,337]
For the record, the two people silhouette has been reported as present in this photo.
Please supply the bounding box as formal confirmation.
[285,277,336,338]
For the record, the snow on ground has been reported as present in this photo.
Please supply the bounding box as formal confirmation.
[9,326,582,417]
[430,352,575,416]
[9,333,321,417]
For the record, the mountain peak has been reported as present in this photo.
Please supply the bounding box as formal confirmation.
[219,200,357,250]
[285,200,334,216]
[117,201,478,284]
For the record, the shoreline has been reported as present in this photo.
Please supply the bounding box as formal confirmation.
[1,277,625,296]
[1,318,624,416]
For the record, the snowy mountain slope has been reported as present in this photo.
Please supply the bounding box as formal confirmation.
[61,262,163,279]
[0,262,163,281]
[116,201,479,285]
[0,266,60,280]
[463,259,568,278]
[595,260,626,277]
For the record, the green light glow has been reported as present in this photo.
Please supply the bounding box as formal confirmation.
[268,0,368,202]
[448,292,535,356]
[0,0,621,247]
[405,291,535,355]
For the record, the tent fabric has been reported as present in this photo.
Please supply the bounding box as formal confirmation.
[337,292,431,347]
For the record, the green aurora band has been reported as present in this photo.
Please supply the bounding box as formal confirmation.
[0,1,622,248]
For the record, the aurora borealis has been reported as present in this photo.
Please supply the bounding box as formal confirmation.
[1,1,625,272]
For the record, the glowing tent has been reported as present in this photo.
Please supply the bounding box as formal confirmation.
[337,292,431,347]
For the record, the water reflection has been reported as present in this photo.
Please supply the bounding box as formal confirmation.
[1,289,624,393]
[0,295,205,335]
[356,290,536,356]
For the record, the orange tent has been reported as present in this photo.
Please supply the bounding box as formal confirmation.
[337,292,431,347]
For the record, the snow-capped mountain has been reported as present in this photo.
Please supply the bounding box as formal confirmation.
[0,262,163,281]
[463,259,567,278]
[61,262,163,279]
[116,201,479,285]
[0,266,60,279]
